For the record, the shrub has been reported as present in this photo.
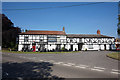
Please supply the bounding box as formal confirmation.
[61,47,65,51]
[85,48,87,51]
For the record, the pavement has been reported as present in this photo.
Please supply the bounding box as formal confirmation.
[2,51,120,79]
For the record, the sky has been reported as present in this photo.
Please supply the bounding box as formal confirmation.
[2,2,119,37]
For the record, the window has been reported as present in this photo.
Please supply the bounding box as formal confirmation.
[79,39,82,42]
[48,37,57,42]
[40,39,43,42]
[70,39,73,42]
[24,36,28,42]
[88,45,93,49]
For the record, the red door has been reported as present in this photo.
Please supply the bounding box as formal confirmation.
[32,46,36,52]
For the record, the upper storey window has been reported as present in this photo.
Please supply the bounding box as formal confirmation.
[48,37,57,42]
[24,36,28,42]
[48,35,57,42]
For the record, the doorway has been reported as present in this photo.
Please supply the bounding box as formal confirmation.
[104,44,106,50]
[39,44,45,52]
[23,44,30,51]
[56,44,61,51]
[70,45,73,51]
[78,43,83,51]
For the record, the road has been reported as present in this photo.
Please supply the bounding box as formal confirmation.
[2,51,120,79]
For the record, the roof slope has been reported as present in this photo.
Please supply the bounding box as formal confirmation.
[67,34,114,38]
[19,30,66,35]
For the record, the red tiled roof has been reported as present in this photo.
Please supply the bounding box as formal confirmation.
[19,30,66,35]
[67,34,114,38]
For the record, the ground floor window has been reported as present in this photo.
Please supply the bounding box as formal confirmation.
[22,44,30,51]
[88,45,93,49]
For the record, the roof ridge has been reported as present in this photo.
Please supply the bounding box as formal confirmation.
[19,30,66,35]
[67,34,100,35]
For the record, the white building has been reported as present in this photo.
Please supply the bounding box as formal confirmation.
[18,27,115,51]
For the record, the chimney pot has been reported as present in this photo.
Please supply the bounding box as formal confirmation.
[97,30,100,35]
[63,27,65,32]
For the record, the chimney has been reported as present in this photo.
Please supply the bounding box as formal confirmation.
[63,27,65,32]
[97,29,100,35]
[25,29,28,32]
[22,29,24,33]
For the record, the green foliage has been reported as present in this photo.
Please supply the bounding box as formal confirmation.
[2,14,21,49]
[10,42,15,48]
[117,28,120,35]
[61,47,65,51]
[118,15,120,35]
[85,48,87,51]
[107,52,120,60]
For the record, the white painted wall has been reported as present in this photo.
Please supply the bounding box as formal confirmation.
[18,45,23,51]
[73,45,78,51]
[61,44,64,49]
[82,45,100,51]
[106,45,110,50]
[82,45,87,50]
[18,34,115,51]
[65,44,70,50]
[100,45,104,50]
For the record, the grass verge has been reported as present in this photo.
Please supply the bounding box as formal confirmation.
[106,52,120,60]
[2,50,80,54]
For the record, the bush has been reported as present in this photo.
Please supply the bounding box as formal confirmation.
[61,47,65,51]
[85,48,87,51]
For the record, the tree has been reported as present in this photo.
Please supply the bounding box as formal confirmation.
[2,14,21,49]
[118,3,120,36]
[118,14,120,36]
[117,27,120,35]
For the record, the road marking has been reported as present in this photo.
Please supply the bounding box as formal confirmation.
[90,66,105,72]
[39,60,44,61]
[112,69,120,72]
[44,61,49,62]
[63,63,72,66]
[111,71,120,74]
[67,63,75,66]
[53,63,59,64]
[53,62,64,64]
[79,64,89,67]
[94,67,105,70]
[91,68,104,72]
[49,60,55,63]
[75,66,87,69]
